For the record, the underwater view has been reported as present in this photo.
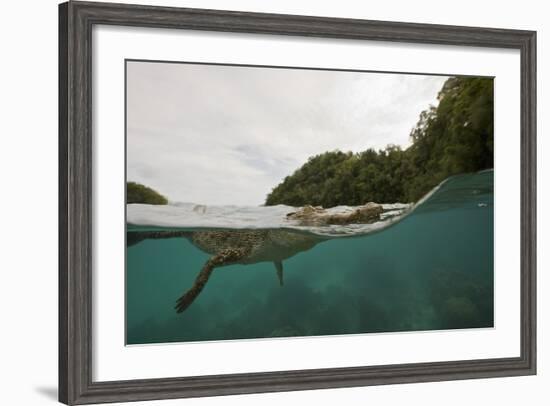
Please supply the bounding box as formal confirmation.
[125,61,494,345]
[126,170,493,344]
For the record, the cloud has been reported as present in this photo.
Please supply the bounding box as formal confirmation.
[127,61,448,205]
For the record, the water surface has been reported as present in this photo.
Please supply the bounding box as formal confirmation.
[126,170,493,344]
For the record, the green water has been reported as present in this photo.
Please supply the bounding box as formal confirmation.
[126,171,493,345]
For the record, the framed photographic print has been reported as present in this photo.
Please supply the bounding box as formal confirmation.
[59,1,536,404]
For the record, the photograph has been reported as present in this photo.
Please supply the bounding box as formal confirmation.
[125,60,494,345]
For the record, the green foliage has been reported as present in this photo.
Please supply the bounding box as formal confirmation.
[265,76,493,206]
[127,182,168,205]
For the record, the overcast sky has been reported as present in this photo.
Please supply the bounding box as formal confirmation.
[127,61,449,206]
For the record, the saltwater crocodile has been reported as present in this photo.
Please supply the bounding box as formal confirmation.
[127,229,323,313]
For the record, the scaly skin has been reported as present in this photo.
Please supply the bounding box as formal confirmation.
[127,229,322,313]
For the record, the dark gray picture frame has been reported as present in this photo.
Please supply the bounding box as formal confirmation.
[59,1,537,404]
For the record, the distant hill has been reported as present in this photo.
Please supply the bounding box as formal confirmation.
[127,182,168,205]
[265,76,493,207]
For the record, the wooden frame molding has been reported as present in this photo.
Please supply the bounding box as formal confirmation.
[59,1,536,404]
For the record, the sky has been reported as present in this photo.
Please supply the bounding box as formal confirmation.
[127,61,449,206]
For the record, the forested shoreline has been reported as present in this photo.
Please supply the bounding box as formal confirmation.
[127,181,168,205]
[265,76,493,207]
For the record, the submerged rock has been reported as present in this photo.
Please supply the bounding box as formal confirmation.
[286,202,383,225]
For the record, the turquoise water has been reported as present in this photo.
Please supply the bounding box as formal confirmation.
[126,171,493,345]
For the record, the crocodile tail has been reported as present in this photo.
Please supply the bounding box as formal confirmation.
[126,230,191,247]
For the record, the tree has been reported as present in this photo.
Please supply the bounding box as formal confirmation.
[265,76,493,207]
[127,182,168,205]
